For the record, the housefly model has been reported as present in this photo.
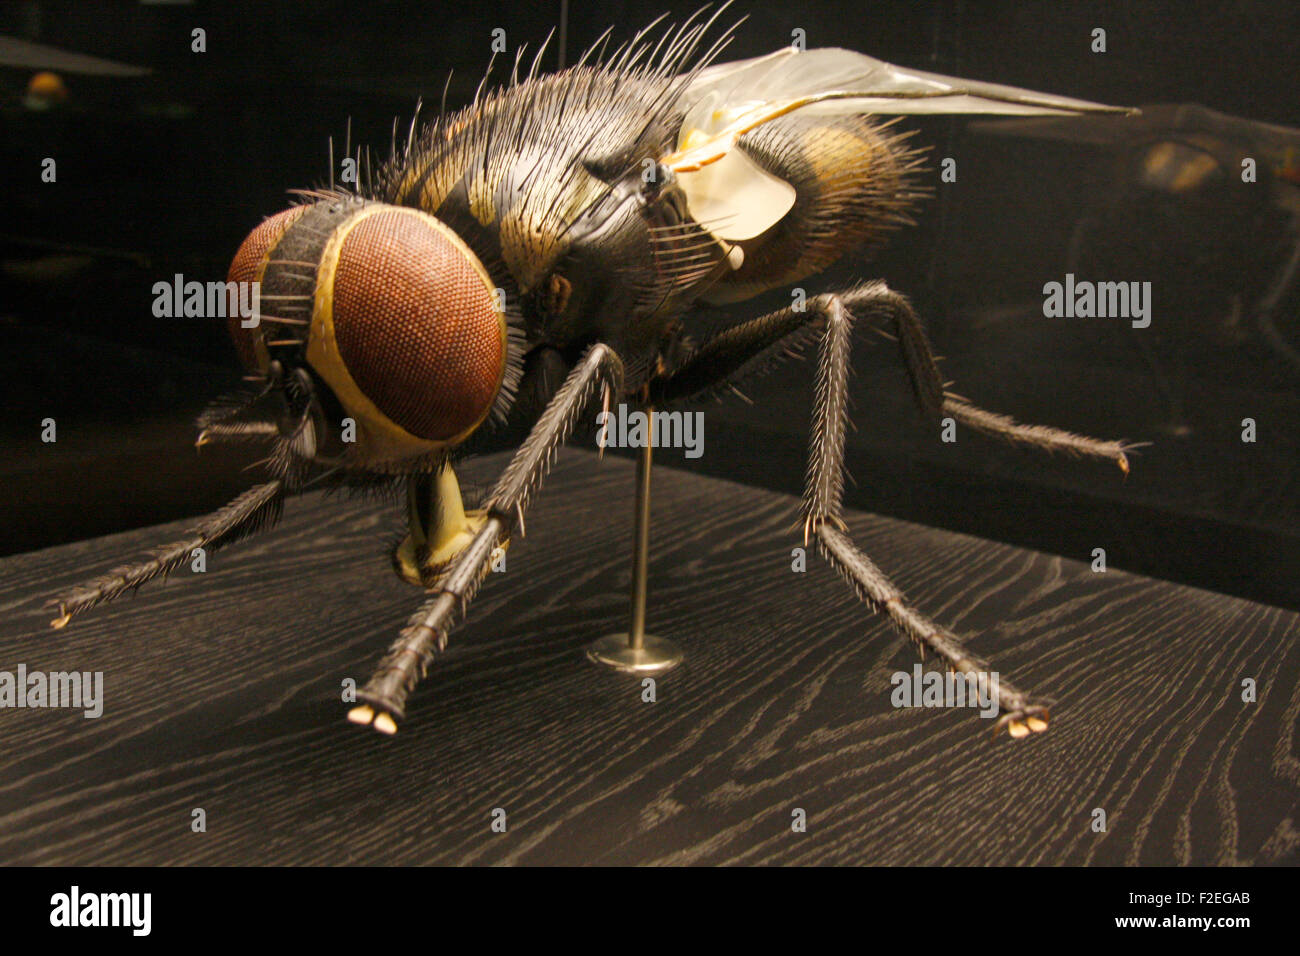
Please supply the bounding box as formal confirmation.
[49,10,1137,738]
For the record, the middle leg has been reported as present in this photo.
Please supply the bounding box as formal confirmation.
[801,292,1053,735]
[651,284,1125,735]
[654,280,1135,472]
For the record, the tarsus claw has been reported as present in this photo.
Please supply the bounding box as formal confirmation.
[347,704,399,735]
[993,705,1050,739]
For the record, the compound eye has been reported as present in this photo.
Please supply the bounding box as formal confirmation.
[226,206,308,370]
[326,208,506,442]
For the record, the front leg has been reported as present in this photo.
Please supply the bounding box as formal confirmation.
[348,343,624,733]
[47,481,286,627]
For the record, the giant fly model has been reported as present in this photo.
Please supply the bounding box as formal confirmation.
[48,9,1138,737]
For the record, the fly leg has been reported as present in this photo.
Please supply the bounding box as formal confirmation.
[348,343,625,734]
[800,293,1051,734]
[655,280,1136,471]
[652,283,1137,735]
[45,481,285,628]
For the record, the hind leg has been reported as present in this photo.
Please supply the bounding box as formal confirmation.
[651,283,1133,735]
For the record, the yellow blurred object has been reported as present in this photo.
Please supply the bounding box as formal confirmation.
[25,71,68,109]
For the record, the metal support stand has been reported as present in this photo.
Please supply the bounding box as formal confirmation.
[586,411,683,675]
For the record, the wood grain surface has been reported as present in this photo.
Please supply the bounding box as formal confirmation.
[0,449,1296,866]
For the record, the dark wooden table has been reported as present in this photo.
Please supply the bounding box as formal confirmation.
[1,449,1296,865]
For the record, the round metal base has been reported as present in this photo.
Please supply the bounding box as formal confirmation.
[586,633,683,675]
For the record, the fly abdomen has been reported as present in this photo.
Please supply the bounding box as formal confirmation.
[701,114,929,305]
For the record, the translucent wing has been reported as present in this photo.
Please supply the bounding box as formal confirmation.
[669,47,1134,240]
[0,36,150,75]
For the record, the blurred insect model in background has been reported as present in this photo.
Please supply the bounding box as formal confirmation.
[48,8,1137,737]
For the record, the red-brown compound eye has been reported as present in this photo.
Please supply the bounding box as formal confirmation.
[325,208,506,443]
[226,206,308,370]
